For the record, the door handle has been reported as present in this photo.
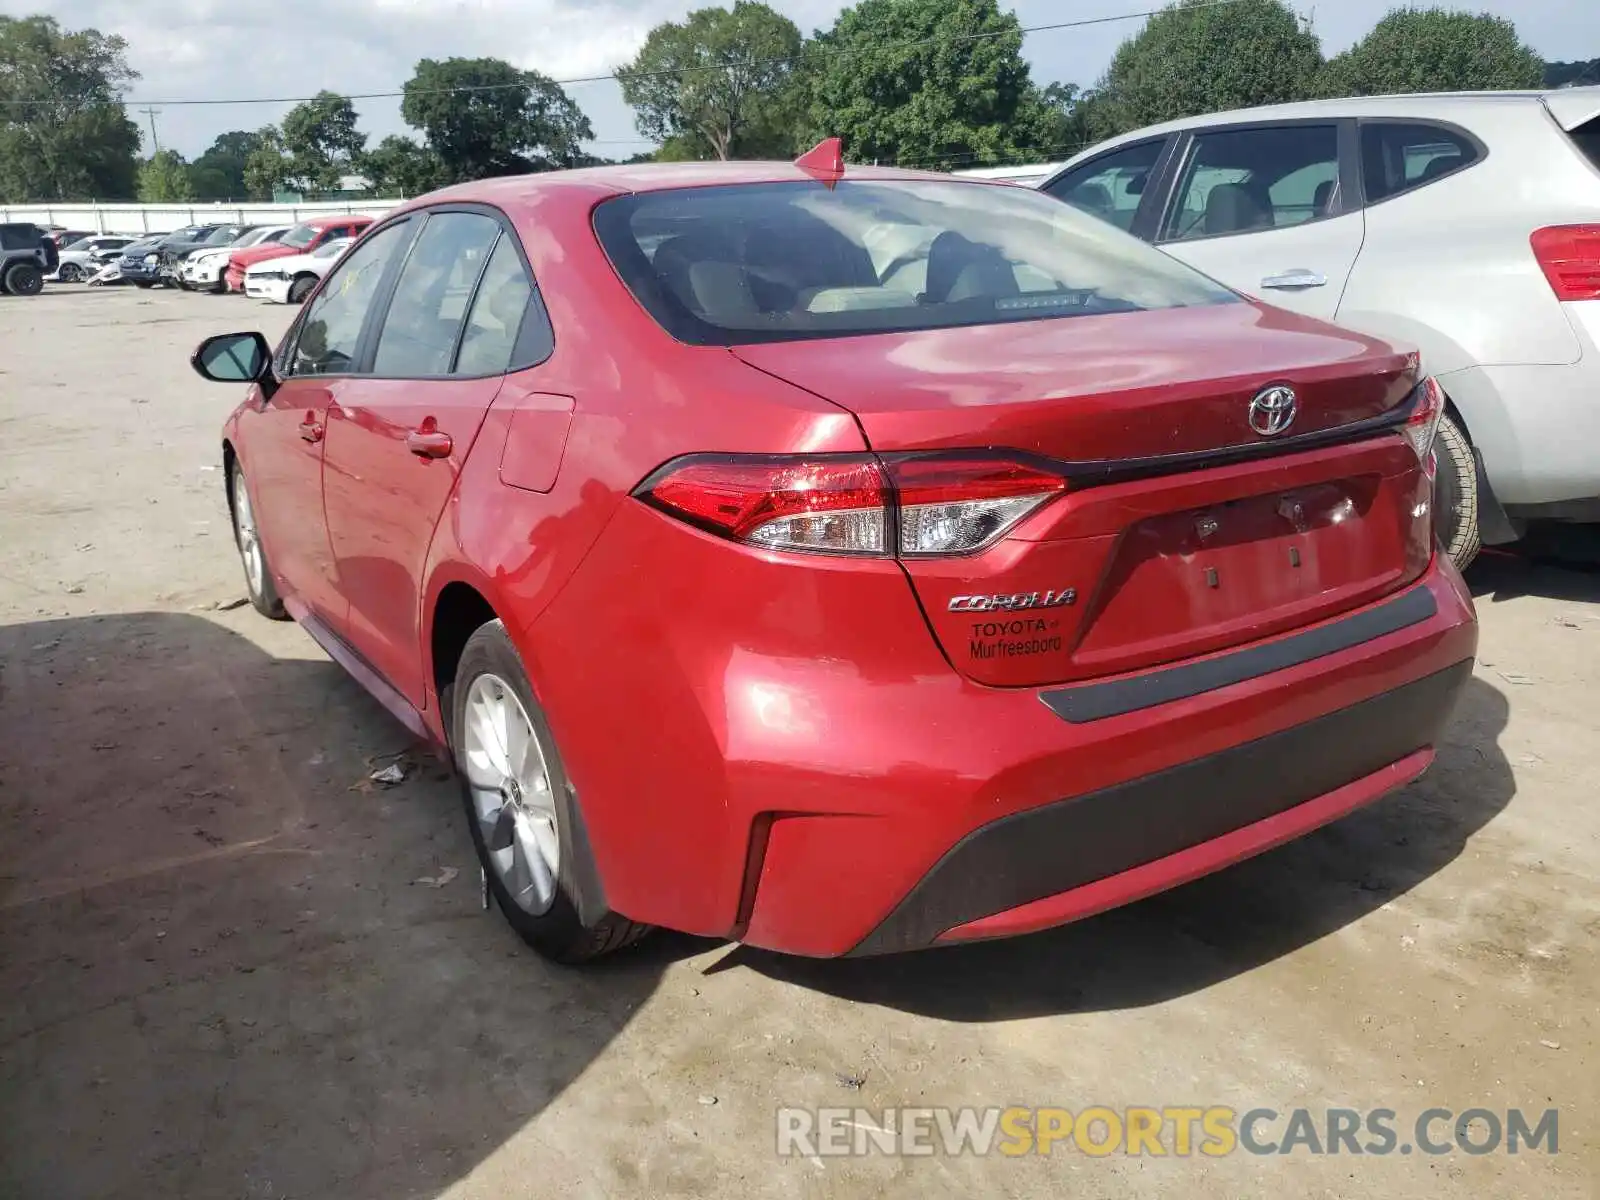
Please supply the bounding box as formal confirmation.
[298,412,324,443]
[1261,269,1328,290]
[407,419,453,460]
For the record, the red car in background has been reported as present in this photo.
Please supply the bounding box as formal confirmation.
[225,214,373,292]
[190,147,1476,964]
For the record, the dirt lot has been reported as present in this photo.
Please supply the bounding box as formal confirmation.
[1,285,1597,1199]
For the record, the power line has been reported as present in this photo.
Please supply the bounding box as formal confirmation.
[0,1,1242,111]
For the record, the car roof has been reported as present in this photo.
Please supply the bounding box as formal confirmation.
[1057,85,1600,165]
[399,159,979,217]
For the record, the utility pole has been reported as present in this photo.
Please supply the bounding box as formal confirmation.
[139,106,162,154]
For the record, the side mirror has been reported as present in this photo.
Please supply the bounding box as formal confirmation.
[191,331,276,396]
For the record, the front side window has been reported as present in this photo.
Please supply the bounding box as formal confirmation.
[594,180,1236,346]
[1361,123,1480,204]
[1162,125,1341,242]
[1043,140,1165,231]
[290,221,411,376]
[372,212,501,376]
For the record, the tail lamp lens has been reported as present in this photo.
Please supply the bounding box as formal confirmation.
[637,454,1064,558]
[1530,225,1600,302]
[890,458,1067,555]
[1402,376,1445,473]
[640,457,889,555]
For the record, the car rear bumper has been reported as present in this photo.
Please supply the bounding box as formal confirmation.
[526,498,1477,958]
[852,661,1463,954]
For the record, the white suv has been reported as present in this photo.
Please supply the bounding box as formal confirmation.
[1040,87,1600,567]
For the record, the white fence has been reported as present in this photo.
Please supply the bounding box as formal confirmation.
[0,164,1060,233]
[0,198,404,234]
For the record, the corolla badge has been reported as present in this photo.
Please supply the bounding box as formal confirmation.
[948,589,1077,613]
[1248,384,1298,436]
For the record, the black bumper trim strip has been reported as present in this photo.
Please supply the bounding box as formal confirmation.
[848,660,1471,957]
[1040,584,1437,724]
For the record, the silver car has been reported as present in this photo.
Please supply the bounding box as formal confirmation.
[1040,87,1600,567]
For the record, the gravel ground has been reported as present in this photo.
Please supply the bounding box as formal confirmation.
[1,285,1596,1199]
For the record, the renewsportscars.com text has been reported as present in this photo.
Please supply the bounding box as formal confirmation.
[776,1105,1558,1158]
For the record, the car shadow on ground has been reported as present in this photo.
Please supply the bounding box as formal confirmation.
[730,672,1513,1023]
[0,612,687,1199]
[1468,541,1600,604]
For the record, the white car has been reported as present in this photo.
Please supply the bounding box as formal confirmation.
[49,235,138,283]
[1039,86,1600,567]
[243,237,353,303]
[181,225,293,293]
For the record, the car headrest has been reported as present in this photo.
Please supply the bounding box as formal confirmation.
[1072,182,1114,215]
[1204,183,1268,236]
[1312,180,1336,216]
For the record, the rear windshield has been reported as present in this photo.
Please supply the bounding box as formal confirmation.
[593,179,1237,345]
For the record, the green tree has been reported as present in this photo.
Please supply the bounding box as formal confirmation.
[280,91,366,191]
[617,2,804,160]
[363,134,446,197]
[0,15,141,202]
[243,127,292,198]
[1319,9,1543,97]
[801,0,1059,169]
[137,148,195,201]
[1092,0,1322,136]
[191,129,271,200]
[401,57,592,182]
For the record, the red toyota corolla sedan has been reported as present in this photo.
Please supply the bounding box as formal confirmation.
[191,149,1477,963]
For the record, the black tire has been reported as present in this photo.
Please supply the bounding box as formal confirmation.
[228,462,289,620]
[58,262,83,283]
[4,261,43,297]
[451,620,651,964]
[134,280,155,289]
[1432,411,1480,571]
[287,274,317,304]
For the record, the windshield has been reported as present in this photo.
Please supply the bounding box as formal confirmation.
[202,226,241,246]
[593,179,1237,345]
[280,224,318,250]
[312,239,351,259]
[64,237,96,251]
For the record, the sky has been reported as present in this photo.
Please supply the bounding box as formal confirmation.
[7,0,1593,164]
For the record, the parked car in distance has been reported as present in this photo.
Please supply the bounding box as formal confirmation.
[243,237,352,303]
[191,155,1477,965]
[47,228,96,250]
[225,215,373,293]
[119,225,214,287]
[0,222,59,296]
[1039,86,1600,569]
[181,225,292,293]
[51,235,138,282]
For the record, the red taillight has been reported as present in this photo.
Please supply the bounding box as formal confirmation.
[1530,225,1600,301]
[640,456,889,555]
[637,453,1065,558]
[1402,377,1445,475]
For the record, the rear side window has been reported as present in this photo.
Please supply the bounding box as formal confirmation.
[1162,125,1341,242]
[372,211,501,376]
[1042,140,1164,231]
[1361,123,1480,203]
[593,180,1236,346]
[455,236,537,376]
[0,224,41,249]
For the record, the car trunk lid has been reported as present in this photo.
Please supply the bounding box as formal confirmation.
[734,302,1434,686]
